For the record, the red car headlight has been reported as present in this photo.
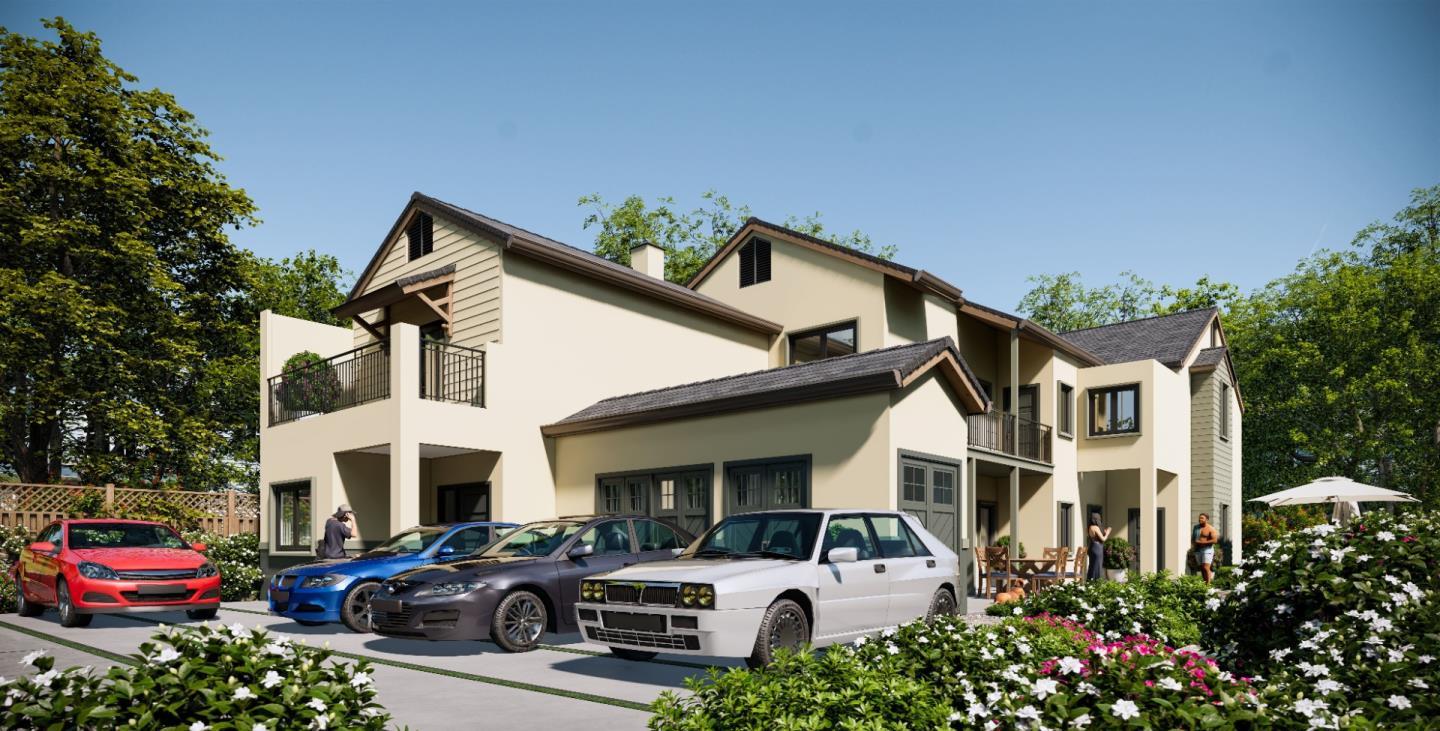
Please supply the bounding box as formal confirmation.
[78,561,119,580]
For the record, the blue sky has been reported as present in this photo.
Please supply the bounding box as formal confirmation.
[4,1,1437,309]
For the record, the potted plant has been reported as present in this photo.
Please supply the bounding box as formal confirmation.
[994,535,1027,558]
[1103,537,1134,582]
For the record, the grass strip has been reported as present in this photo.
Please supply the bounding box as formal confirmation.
[113,613,654,713]
[219,603,721,670]
[0,618,138,666]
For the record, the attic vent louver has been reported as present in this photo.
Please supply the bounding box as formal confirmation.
[739,238,770,288]
[407,211,434,261]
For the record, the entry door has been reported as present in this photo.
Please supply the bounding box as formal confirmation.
[1127,508,1142,571]
[652,472,710,537]
[898,457,959,552]
[1002,385,1039,422]
[1156,508,1166,572]
[976,503,997,548]
[437,482,490,523]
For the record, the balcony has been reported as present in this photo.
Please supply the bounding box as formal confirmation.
[267,340,485,426]
[967,411,1053,463]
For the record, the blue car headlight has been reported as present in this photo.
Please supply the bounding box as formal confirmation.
[78,561,119,580]
[416,581,486,597]
[300,574,346,589]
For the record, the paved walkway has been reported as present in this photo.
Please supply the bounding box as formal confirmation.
[0,597,998,728]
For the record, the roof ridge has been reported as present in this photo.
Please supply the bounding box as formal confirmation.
[415,192,577,252]
[1059,307,1217,335]
[743,216,918,276]
[586,338,950,406]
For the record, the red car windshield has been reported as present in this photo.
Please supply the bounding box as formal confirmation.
[68,523,188,550]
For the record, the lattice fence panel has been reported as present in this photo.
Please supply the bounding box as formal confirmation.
[0,483,258,536]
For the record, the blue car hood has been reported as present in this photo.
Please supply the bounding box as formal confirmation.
[283,551,425,578]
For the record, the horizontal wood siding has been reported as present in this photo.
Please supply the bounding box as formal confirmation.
[1190,369,1233,521]
[352,213,502,350]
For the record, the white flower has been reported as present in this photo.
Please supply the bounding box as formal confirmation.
[1294,698,1329,717]
[1032,677,1059,699]
[881,627,896,637]
[1299,662,1330,678]
[33,670,57,688]
[1015,705,1040,721]
[1356,554,1371,563]
[1111,699,1140,720]
[1328,548,1351,563]
[1013,606,1024,615]
[1421,655,1435,664]
[1159,677,1183,691]
[350,671,372,688]
[1310,523,1336,536]
[253,725,267,731]
[19,650,45,667]
[1072,713,1092,728]
[1387,695,1411,710]
[261,670,283,689]
[1017,641,1032,656]
[307,697,327,712]
[1206,598,1222,611]
[1409,678,1429,689]
[156,647,182,663]
[234,686,255,701]
[852,635,867,646]
[190,724,210,731]
[1235,581,1249,594]
[885,644,899,655]
[226,623,251,639]
[1315,679,1343,694]
[1376,531,1395,541]
[1058,656,1083,675]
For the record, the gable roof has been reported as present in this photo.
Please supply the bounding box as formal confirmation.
[1059,308,1218,369]
[959,300,1105,367]
[685,218,965,303]
[341,193,782,335]
[540,337,990,437]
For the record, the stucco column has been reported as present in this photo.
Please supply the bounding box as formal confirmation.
[1139,468,1157,573]
[1009,329,1020,450]
[1009,466,1020,562]
[389,323,422,534]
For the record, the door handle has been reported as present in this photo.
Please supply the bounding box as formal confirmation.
[874,564,887,574]
[926,560,937,568]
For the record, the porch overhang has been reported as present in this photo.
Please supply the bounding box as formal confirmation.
[332,263,457,339]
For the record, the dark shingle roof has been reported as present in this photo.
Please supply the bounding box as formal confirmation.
[1191,346,1228,369]
[1058,308,1217,368]
[394,263,455,288]
[542,338,988,436]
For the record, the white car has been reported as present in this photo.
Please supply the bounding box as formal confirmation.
[573,509,960,668]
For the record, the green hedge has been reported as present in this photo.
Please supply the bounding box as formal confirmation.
[184,531,264,602]
[2,622,390,729]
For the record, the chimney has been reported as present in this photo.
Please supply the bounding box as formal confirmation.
[629,241,666,279]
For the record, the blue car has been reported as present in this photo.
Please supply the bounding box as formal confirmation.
[267,521,517,632]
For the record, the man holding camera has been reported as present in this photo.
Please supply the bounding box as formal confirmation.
[320,504,356,559]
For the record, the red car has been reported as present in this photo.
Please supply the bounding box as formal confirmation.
[10,519,221,627]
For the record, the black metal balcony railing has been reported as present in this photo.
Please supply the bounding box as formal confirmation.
[420,341,486,407]
[268,343,390,425]
[967,411,1053,463]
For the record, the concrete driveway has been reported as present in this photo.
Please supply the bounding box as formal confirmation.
[0,601,742,729]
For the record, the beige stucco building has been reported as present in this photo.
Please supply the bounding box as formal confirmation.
[258,194,1243,585]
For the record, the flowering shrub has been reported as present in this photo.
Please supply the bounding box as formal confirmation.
[1208,509,1439,728]
[1,622,390,729]
[184,530,264,601]
[986,572,1212,647]
[278,351,342,413]
[0,524,34,613]
[1102,537,1134,570]
[1241,505,1327,557]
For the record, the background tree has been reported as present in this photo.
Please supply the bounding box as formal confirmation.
[1019,271,1241,332]
[0,19,348,490]
[580,190,896,284]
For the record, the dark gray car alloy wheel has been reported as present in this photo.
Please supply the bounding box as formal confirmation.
[747,598,809,669]
[342,581,381,633]
[57,579,92,628]
[926,586,957,623]
[492,590,547,652]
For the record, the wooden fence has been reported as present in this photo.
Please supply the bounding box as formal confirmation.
[0,482,259,536]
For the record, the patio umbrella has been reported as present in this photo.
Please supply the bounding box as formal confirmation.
[1330,499,1361,526]
[1250,476,1419,508]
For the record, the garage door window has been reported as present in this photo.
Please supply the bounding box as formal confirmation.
[724,456,811,516]
[596,466,712,537]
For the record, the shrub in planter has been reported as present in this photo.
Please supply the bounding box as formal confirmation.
[1,622,391,729]
[278,350,342,414]
[985,571,1212,646]
[184,530,264,602]
[1102,537,1134,571]
[1208,509,1440,728]
[995,534,1027,558]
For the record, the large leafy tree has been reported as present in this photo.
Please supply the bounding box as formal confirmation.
[1018,271,1241,332]
[0,18,265,488]
[1228,186,1440,506]
[580,190,897,284]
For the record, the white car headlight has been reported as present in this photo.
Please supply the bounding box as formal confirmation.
[417,581,486,597]
[300,574,346,589]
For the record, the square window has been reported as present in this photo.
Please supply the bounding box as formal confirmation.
[789,321,858,364]
[1088,384,1140,436]
[272,481,312,551]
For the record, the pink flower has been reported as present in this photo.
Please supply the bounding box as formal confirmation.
[1144,680,1155,687]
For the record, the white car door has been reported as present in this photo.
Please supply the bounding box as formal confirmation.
[870,514,940,626]
[813,514,892,639]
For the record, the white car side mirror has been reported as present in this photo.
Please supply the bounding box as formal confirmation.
[827,547,858,563]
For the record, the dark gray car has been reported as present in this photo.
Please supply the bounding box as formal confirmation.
[369,515,692,651]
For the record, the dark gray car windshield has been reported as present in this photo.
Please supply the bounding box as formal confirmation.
[481,522,583,557]
[685,513,821,560]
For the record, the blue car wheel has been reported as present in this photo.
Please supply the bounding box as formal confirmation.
[341,580,381,633]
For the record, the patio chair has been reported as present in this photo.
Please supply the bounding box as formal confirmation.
[977,546,1011,598]
[1065,547,1087,583]
[1031,547,1070,592]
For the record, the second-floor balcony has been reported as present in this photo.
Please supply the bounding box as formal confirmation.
[267,339,485,426]
[967,411,1053,463]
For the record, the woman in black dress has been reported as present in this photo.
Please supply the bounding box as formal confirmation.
[1087,513,1111,581]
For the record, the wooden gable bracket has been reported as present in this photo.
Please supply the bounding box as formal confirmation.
[353,314,387,342]
[405,276,455,336]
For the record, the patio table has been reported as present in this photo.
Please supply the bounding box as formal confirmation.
[1008,558,1059,593]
